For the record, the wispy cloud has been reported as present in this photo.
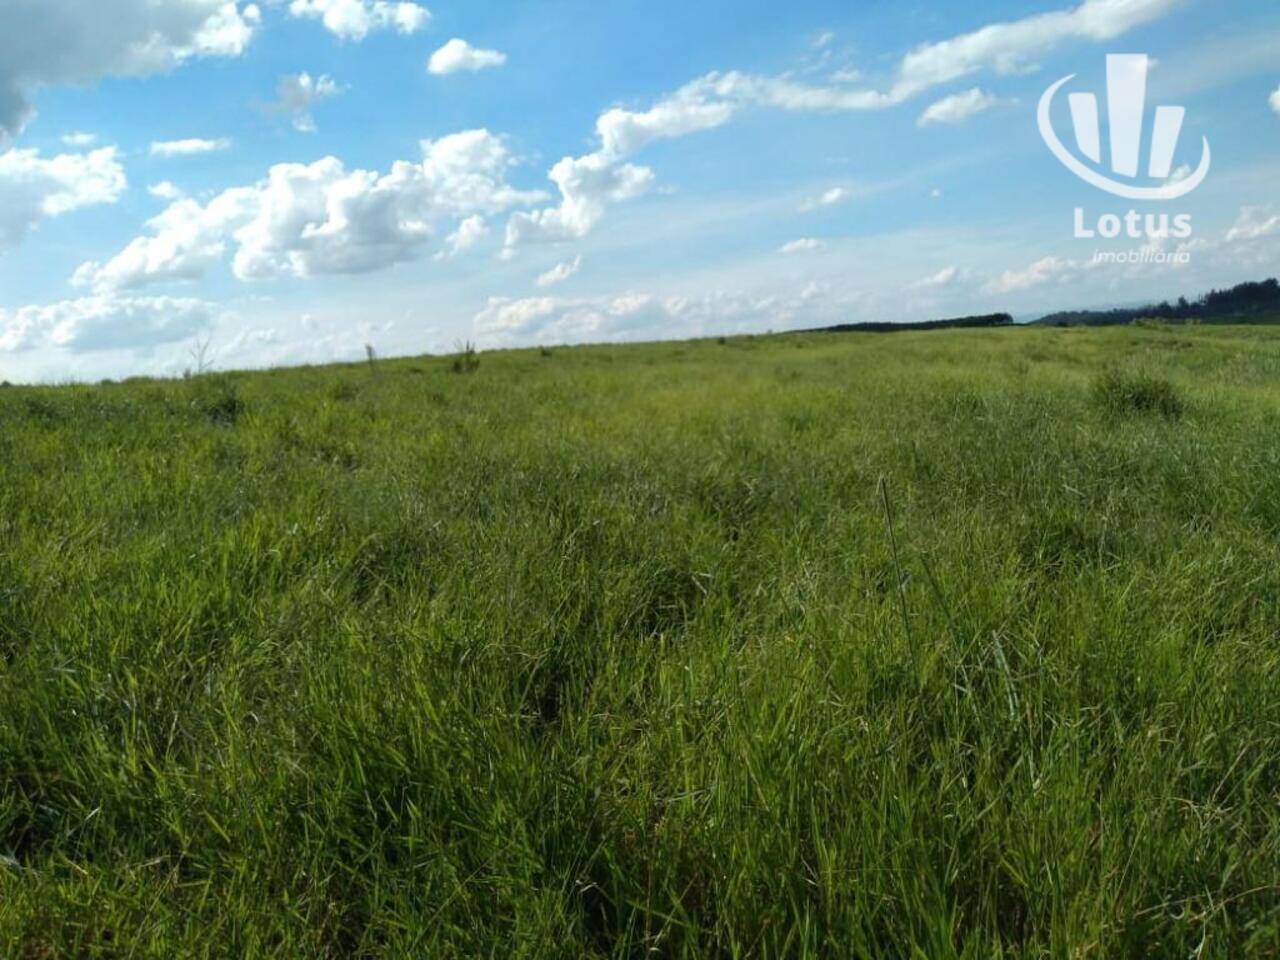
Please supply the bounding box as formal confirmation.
[779,237,823,255]
[150,138,231,158]
[799,187,851,212]
[917,88,998,127]
[269,73,343,133]
[912,265,961,289]
[505,0,1178,253]
[536,255,583,287]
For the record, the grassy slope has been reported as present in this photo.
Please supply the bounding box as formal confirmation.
[2,325,1279,958]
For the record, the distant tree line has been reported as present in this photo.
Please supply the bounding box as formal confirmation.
[809,313,1014,335]
[1035,278,1280,327]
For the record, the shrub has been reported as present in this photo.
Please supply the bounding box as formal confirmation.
[192,378,245,426]
[1091,369,1185,419]
[451,342,481,375]
[330,381,359,402]
[21,395,66,425]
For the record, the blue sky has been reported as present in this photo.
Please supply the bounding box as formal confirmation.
[1,0,1278,381]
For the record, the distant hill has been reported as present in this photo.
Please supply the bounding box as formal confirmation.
[807,313,1014,335]
[1033,278,1280,327]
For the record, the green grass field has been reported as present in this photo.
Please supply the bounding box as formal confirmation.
[3,323,1280,958]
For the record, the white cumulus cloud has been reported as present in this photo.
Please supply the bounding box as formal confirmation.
[148,181,184,201]
[505,152,655,248]
[0,0,260,138]
[287,0,429,41]
[75,130,546,291]
[1271,85,1280,115]
[0,295,214,354]
[428,39,507,76]
[0,146,126,248]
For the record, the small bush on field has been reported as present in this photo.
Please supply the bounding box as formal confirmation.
[21,396,66,425]
[330,381,359,402]
[451,342,480,374]
[1091,369,1185,419]
[192,378,245,426]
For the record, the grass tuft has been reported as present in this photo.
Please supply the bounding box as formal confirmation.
[1091,368,1186,418]
[191,377,246,426]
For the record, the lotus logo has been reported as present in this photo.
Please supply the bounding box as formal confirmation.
[1039,54,1210,200]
